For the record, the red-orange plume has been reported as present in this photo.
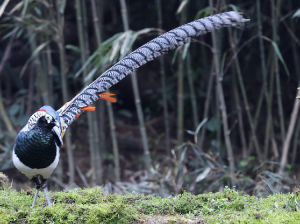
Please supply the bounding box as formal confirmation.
[99,92,117,103]
[80,106,96,111]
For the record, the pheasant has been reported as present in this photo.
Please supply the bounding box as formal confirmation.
[12,12,249,207]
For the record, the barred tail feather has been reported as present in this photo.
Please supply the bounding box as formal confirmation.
[57,11,249,129]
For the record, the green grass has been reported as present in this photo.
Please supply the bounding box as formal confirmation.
[1,185,300,223]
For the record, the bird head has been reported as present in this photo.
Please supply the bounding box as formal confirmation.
[27,106,64,146]
[36,106,60,127]
[40,111,60,129]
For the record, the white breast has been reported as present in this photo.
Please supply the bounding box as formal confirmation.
[12,144,60,180]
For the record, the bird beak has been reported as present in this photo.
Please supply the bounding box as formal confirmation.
[52,119,64,146]
[47,120,51,124]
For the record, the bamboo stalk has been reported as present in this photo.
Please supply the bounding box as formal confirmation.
[271,0,285,145]
[46,43,54,107]
[291,119,300,167]
[91,0,119,182]
[156,0,171,159]
[75,0,100,186]
[279,92,300,174]
[198,61,214,150]
[0,30,15,135]
[209,0,235,180]
[107,100,120,182]
[82,0,103,186]
[228,28,262,161]
[56,0,75,184]
[0,90,13,134]
[176,0,186,147]
[232,71,247,159]
[256,0,275,159]
[290,2,300,167]
[187,52,199,129]
[119,0,151,174]
[28,29,49,105]
[43,3,54,107]
[279,2,300,174]
[247,83,263,155]
[268,61,277,157]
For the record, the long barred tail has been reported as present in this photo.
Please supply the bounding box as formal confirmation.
[57,11,249,129]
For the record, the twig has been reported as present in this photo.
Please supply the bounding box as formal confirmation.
[76,165,89,188]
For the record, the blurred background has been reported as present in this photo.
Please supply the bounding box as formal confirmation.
[0,0,300,197]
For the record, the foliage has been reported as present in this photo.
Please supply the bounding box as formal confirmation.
[2,184,300,223]
[1,0,300,199]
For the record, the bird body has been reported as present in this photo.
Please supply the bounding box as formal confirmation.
[12,12,250,207]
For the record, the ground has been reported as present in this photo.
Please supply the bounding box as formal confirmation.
[1,176,300,224]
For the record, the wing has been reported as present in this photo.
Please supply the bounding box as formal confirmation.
[57,11,249,130]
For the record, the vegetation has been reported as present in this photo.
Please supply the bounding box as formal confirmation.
[1,180,300,223]
[1,0,300,209]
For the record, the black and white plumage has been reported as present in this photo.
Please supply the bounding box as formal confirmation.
[13,11,249,207]
[13,106,62,206]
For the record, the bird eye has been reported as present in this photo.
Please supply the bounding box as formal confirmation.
[45,114,53,123]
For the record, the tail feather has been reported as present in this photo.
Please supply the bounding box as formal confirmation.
[57,11,249,129]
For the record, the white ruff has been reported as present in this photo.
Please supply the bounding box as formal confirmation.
[12,144,60,179]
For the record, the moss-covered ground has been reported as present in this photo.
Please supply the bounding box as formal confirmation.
[1,185,300,223]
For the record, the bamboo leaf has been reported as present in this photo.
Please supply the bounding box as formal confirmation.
[182,42,190,59]
[195,167,210,182]
[271,41,290,77]
[0,0,10,18]
[120,30,133,59]
[16,28,24,38]
[124,28,154,58]
[228,4,241,12]
[59,0,67,14]
[8,0,24,15]
[33,5,41,16]
[206,117,219,132]
[179,146,188,163]
[20,41,49,77]
[171,46,182,65]
[66,45,81,54]
[110,40,121,62]
[194,118,208,143]
[109,32,127,61]
[195,118,208,135]
[2,27,18,40]
[74,33,122,78]
[292,9,300,18]
[74,50,98,78]
[194,6,210,20]
[176,0,189,15]
[186,130,195,135]
[21,0,29,16]
[84,66,100,83]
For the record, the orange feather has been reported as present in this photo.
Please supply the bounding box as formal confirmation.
[80,106,96,111]
[99,93,117,103]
